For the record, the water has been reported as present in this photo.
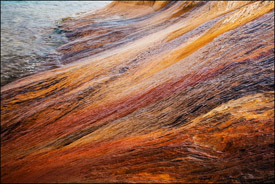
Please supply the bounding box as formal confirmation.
[1,1,110,87]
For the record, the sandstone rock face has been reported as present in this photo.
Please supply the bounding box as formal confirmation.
[1,1,274,183]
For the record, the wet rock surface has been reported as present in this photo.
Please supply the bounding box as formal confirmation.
[1,1,274,183]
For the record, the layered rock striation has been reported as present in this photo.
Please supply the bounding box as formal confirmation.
[1,1,274,183]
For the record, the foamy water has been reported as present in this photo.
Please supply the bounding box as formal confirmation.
[1,1,110,86]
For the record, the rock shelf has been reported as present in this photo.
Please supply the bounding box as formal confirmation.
[1,1,274,183]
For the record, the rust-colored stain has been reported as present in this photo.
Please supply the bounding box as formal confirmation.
[1,1,274,183]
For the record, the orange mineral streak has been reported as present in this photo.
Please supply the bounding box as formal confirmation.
[1,1,274,183]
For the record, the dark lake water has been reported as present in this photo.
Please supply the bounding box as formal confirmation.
[1,1,110,86]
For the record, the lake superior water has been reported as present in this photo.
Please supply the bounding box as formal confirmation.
[1,1,110,87]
